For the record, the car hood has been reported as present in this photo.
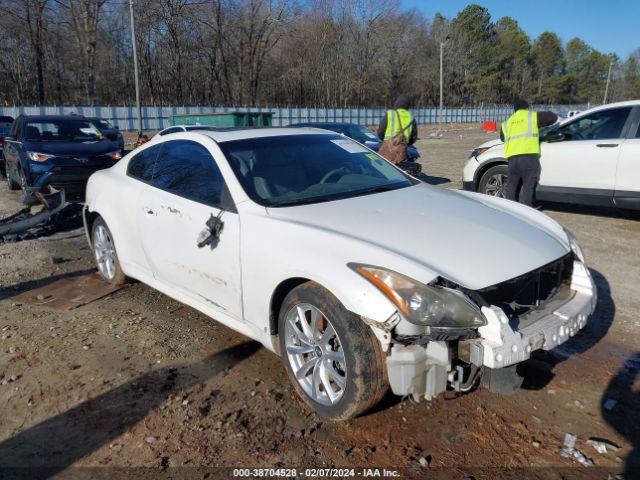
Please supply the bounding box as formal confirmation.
[475,138,503,150]
[266,183,569,290]
[24,139,119,156]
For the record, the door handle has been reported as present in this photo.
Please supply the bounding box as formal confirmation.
[596,143,619,148]
[142,207,155,215]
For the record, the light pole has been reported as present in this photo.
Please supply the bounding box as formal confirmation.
[129,0,143,137]
[439,35,451,126]
[603,58,614,105]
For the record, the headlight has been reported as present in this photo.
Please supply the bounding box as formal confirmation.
[350,264,486,329]
[108,151,122,160]
[469,146,490,159]
[26,151,54,162]
[563,228,585,262]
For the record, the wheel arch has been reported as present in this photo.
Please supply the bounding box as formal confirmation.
[474,157,507,190]
[269,277,312,336]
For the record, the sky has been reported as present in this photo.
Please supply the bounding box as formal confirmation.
[400,0,640,58]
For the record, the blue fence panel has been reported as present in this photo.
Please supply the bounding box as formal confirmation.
[0,104,591,131]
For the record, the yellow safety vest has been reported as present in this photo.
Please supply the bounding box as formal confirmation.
[502,110,540,158]
[384,109,413,140]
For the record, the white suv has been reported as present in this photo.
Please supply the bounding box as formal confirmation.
[463,101,640,210]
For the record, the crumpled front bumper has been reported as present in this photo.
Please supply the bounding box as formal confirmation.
[464,261,597,369]
[386,261,597,399]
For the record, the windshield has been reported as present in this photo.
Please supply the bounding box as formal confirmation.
[94,119,114,130]
[220,134,413,207]
[0,124,11,135]
[24,119,104,142]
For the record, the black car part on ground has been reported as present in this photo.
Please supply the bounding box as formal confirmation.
[0,188,83,243]
[397,159,421,176]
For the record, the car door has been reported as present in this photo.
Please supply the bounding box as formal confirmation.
[137,138,243,320]
[614,107,640,209]
[538,106,633,205]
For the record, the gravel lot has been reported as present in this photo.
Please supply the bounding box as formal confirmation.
[0,126,638,479]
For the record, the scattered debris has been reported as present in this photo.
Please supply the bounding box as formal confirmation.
[603,399,618,411]
[145,436,157,444]
[560,433,593,467]
[0,188,70,242]
[586,437,621,454]
[574,400,584,408]
[532,440,541,448]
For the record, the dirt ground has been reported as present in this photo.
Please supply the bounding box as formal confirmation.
[0,126,639,479]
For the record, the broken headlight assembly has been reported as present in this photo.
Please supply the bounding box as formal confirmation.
[563,227,585,263]
[350,264,486,329]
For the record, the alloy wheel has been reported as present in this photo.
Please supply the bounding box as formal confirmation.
[284,303,347,406]
[93,224,116,280]
[485,173,507,198]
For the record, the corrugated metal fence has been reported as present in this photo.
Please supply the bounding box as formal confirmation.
[0,104,589,131]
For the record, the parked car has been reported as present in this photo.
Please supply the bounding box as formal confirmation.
[3,115,122,198]
[291,122,422,176]
[463,100,640,210]
[0,115,14,175]
[83,128,596,420]
[149,124,218,143]
[86,117,124,153]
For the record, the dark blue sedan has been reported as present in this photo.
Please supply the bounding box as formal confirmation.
[3,115,122,199]
[290,122,422,175]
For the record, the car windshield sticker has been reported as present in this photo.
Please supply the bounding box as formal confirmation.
[366,153,379,160]
[331,139,369,154]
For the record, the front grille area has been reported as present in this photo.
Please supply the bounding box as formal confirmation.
[475,253,574,318]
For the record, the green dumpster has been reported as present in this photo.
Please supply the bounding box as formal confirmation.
[168,112,273,128]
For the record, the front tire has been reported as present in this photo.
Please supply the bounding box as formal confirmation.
[5,166,19,190]
[91,217,127,285]
[278,282,388,420]
[478,164,508,198]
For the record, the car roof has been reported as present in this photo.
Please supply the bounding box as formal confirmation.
[21,115,97,122]
[291,122,359,128]
[168,127,337,143]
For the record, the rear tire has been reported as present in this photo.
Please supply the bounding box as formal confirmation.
[91,217,127,285]
[478,164,508,198]
[278,282,388,420]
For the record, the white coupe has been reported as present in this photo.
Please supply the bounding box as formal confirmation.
[463,100,640,210]
[83,128,596,419]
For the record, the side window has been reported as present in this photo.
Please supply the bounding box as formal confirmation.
[635,121,640,139]
[560,107,631,141]
[152,140,226,207]
[127,144,161,182]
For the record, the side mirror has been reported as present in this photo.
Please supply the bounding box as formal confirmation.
[114,125,119,130]
[543,131,565,143]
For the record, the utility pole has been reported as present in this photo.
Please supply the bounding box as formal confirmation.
[603,58,614,105]
[439,35,451,127]
[129,0,142,137]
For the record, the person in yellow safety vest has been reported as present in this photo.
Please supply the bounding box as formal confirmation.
[500,99,557,207]
[376,93,418,151]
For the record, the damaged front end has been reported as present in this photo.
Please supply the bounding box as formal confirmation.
[360,253,597,401]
